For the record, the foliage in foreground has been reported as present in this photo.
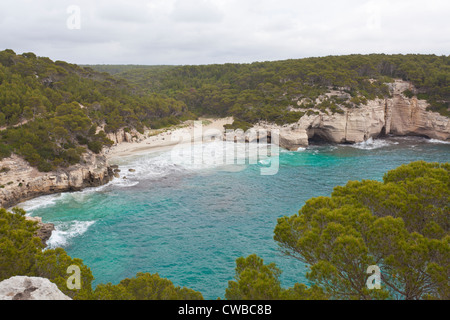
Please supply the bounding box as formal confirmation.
[274,161,449,300]
[225,254,327,300]
[0,207,94,299]
[94,272,203,300]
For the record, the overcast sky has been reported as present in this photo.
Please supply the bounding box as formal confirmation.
[0,0,449,65]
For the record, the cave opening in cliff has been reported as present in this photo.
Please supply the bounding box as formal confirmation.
[308,133,330,145]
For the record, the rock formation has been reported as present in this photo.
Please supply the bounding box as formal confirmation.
[0,151,115,246]
[0,151,114,210]
[0,276,71,300]
[25,216,55,246]
[247,80,449,150]
[106,127,147,145]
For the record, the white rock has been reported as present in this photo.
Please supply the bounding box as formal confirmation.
[0,276,72,300]
[249,80,449,150]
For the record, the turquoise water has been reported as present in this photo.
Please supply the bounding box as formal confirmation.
[21,136,450,299]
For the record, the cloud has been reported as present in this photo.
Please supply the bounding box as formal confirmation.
[0,0,448,65]
[170,0,224,23]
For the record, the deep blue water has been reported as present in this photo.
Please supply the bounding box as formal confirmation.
[21,136,450,299]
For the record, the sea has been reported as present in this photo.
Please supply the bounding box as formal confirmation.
[19,136,450,299]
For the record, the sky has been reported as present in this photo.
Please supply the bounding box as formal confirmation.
[0,0,449,65]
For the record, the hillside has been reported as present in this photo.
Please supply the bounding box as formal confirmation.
[92,54,450,127]
[0,50,191,172]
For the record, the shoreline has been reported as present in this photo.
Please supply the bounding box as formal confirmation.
[1,117,233,209]
[3,120,448,213]
[105,117,234,162]
[0,117,232,244]
[4,129,449,246]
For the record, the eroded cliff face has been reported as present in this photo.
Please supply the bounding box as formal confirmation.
[0,151,114,209]
[254,80,449,150]
[388,80,450,140]
[106,127,147,145]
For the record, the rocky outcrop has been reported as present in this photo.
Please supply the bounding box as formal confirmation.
[25,216,55,245]
[0,276,71,300]
[388,80,450,140]
[0,151,114,209]
[248,80,449,150]
[106,128,147,145]
[304,99,388,144]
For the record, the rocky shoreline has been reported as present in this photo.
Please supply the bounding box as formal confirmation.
[0,152,114,209]
[0,151,115,245]
[0,118,232,245]
[243,80,449,150]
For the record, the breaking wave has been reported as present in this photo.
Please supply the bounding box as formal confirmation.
[46,220,96,249]
[427,139,450,145]
[348,137,398,150]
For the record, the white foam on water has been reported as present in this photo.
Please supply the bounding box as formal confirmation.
[20,141,278,212]
[108,178,140,188]
[46,220,96,249]
[427,139,450,145]
[18,193,62,212]
[348,137,394,150]
[297,147,306,151]
[19,180,140,212]
[123,141,279,179]
[258,158,271,166]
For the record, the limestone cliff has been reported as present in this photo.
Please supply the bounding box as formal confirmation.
[388,80,450,140]
[251,80,449,150]
[0,151,114,209]
[106,127,147,145]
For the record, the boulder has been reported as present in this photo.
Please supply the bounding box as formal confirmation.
[278,128,309,151]
[0,276,71,300]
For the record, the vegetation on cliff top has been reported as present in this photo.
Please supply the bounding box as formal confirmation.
[95,53,450,122]
[1,161,448,300]
[0,50,448,171]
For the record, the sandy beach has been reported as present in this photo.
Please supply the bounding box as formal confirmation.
[105,117,234,161]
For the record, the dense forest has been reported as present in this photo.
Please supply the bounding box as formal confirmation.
[93,54,450,126]
[1,161,448,299]
[1,50,449,171]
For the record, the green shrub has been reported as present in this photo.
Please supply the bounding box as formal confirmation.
[94,272,204,300]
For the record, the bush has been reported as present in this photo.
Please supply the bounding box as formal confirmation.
[403,89,414,98]
[0,144,11,159]
[224,119,253,132]
[94,272,204,300]
[87,140,103,154]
